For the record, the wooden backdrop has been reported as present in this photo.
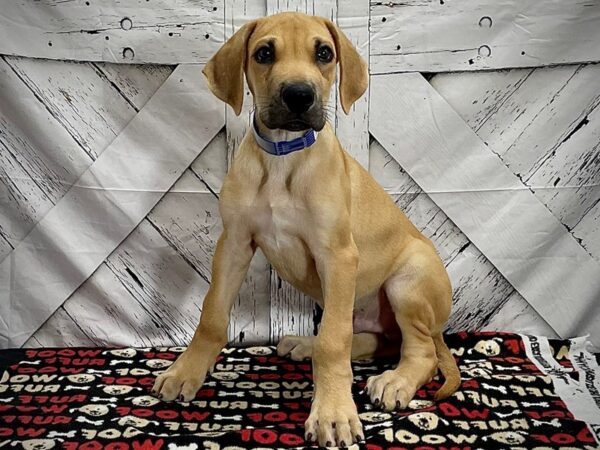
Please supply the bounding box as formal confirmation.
[0,0,599,349]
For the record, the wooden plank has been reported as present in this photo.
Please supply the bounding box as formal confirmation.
[370,0,600,73]
[0,0,223,64]
[0,58,93,250]
[263,0,337,341]
[103,219,209,346]
[482,290,559,339]
[223,0,272,344]
[29,139,228,348]
[224,0,266,166]
[0,58,169,255]
[94,63,174,111]
[432,64,600,240]
[336,1,370,169]
[0,64,225,348]
[5,56,138,161]
[190,129,228,194]
[0,236,11,262]
[370,72,600,348]
[270,272,319,341]
[22,306,98,348]
[574,200,600,264]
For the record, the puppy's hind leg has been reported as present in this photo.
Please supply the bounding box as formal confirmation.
[365,246,460,411]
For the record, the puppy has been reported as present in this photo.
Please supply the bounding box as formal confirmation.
[152,12,460,446]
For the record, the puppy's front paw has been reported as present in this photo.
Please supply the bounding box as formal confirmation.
[305,395,364,447]
[151,351,208,402]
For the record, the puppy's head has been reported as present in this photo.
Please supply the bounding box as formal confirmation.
[203,12,368,131]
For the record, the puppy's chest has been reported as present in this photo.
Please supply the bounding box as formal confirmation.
[249,182,308,251]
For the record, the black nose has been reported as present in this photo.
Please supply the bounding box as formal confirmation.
[281,83,315,113]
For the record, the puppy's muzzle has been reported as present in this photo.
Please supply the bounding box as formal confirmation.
[281,83,315,113]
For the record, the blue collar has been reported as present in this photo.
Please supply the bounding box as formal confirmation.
[252,114,318,156]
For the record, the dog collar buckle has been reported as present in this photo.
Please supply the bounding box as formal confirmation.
[252,114,317,156]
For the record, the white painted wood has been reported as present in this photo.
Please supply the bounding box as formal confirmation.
[336,0,370,169]
[263,0,339,340]
[0,65,225,348]
[370,72,600,348]
[0,237,11,262]
[399,192,516,333]
[103,219,209,346]
[431,66,600,330]
[0,1,223,64]
[224,0,266,166]
[190,130,228,194]
[574,201,600,265]
[4,57,138,161]
[23,306,98,348]
[223,0,272,344]
[0,58,173,258]
[432,64,600,245]
[270,272,319,341]
[0,58,93,250]
[370,0,600,73]
[482,290,559,338]
[27,264,135,348]
[94,63,174,111]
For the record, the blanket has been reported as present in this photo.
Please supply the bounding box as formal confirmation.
[1,332,599,449]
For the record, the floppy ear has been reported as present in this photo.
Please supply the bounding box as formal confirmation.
[323,19,368,114]
[202,21,257,115]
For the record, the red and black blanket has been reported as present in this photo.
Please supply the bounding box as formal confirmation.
[1,332,599,449]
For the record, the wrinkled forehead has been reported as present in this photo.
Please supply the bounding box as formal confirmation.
[248,13,334,56]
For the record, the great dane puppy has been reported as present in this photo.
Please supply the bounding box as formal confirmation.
[152,12,460,447]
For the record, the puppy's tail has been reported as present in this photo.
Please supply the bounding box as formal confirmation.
[432,333,461,401]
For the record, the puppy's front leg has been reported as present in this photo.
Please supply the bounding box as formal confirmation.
[152,227,254,402]
[306,244,364,447]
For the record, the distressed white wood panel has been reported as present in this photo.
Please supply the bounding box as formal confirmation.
[26,264,136,348]
[0,1,223,64]
[264,0,339,341]
[29,136,229,348]
[94,63,174,111]
[270,272,319,341]
[482,290,559,338]
[224,0,272,344]
[0,237,11,262]
[574,201,600,264]
[0,58,92,250]
[265,0,372,169]
[431,66,600,328]
[102,219,208,347]
[370,73,600,348]
[224,0,266,166]
[0,58,172,256]
[4,57,137,161]
[148,138,272,344]
[190,130,228,195]
[432,65,600,244]
[23,306,98,348]
[370,0,600,73]
[336,1,370,169]
[267,0,333,16]
[0,65,224,348]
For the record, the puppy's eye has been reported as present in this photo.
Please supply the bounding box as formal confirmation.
[316,45,333,63]
[254,45,274,64]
